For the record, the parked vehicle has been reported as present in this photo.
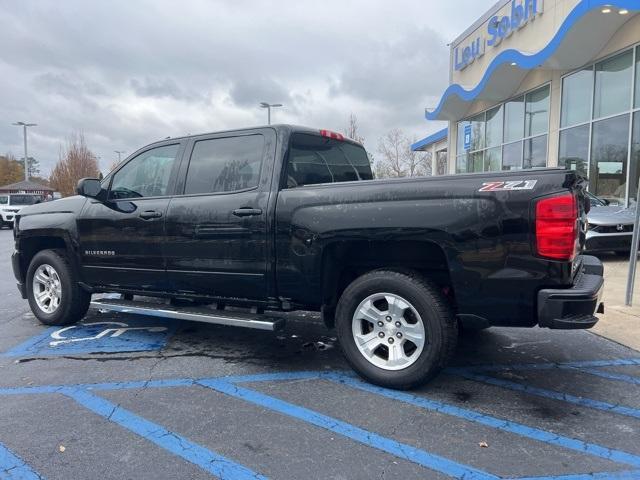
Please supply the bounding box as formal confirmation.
[12,125,604,389]
[0,194,42,229]
[585,192,635,256]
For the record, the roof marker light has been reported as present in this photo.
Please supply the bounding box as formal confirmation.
[320,129,345,141]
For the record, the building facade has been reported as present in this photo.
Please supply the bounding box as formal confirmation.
[414,0,640,205]
[0,180,55,199]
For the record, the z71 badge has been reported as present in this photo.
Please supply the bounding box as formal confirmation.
[479,180,537,192]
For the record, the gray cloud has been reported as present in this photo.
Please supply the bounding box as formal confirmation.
[0,0,494,176]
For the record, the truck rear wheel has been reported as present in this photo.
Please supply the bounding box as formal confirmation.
[335,269,457,389]
[26,249,91,326]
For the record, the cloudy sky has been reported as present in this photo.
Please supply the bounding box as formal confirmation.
[0,0,494,175]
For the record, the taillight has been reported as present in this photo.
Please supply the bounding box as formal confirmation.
[535,193,578,261]
[320,129,344,141]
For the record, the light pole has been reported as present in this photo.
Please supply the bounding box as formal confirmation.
[114,150,125,164]
[259,102,283,125]
[12,122,37,182]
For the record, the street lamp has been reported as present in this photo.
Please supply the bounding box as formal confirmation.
[259,102,283,125]
[12,121,37,182]
[114,150,125,164]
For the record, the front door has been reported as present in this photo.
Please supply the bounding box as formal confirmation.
[164,130,274,301]
[77,142,183,291]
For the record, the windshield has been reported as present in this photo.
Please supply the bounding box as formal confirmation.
[10,194,40,206]
[586,192,608,208]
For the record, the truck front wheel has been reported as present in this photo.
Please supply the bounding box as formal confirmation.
[26,249,91,326]
[335,269,457,389]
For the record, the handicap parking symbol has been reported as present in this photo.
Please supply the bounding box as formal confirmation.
[3,318,178,357]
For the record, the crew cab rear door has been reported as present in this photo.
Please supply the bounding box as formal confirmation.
[77,141,185,291]
[163,128,275,301]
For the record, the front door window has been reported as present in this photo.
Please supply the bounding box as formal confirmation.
[110,144,180,200]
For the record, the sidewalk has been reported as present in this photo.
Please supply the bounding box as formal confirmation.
[592,254,640,351]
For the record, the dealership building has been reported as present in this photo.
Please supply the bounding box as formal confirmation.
[413,0,640,204]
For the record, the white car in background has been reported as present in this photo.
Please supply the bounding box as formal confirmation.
[0,193,43,229]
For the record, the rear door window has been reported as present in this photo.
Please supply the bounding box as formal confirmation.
[286,133,373,188]
[184,135,264,195]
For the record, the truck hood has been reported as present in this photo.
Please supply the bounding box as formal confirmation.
[587,205,636,226]
[18,195,88,217]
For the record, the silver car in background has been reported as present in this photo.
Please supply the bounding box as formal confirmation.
[585,192,634,256]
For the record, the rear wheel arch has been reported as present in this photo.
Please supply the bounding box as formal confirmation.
[320,240,456,327]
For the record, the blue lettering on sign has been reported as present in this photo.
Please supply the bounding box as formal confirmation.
[488,0,543,47]
[463,124,472,151]
[454,37,486,71]
[455,0,543,71]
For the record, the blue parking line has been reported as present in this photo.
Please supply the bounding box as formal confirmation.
[511,469,640,479]
[0,441,42,480]
[63,388,268,480]
[569,368,640,386]
[324,373,640,468]
[451,370,640,420]
[199,378,499,480]
[455,358,640,373]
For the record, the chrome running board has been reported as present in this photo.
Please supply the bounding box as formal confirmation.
[90,298,285,331]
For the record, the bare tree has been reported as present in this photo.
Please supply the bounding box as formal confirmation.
[343,113,365,144]
[376,129,431,179]
[49,133,100,197]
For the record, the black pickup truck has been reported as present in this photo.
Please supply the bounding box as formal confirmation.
[12,125,604,388]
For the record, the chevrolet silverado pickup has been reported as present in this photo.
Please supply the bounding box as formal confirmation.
[12,125,604,388]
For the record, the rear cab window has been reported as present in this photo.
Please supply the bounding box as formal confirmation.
[285,133,373,188]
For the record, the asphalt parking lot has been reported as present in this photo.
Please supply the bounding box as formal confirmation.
[1,228,639,480]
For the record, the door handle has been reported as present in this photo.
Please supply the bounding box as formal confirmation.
[232,208,263,217]
[139,210,163,220]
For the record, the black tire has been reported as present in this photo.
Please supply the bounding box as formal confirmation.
[335,269,457,390]
[26,249,91,326]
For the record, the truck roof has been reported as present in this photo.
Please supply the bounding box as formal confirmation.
[143,124,360,149]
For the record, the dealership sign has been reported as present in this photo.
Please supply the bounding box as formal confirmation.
[454,0,544,71]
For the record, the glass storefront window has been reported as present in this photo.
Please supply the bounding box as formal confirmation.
[455,86,549,174]
[590,114,630,204]
[436,151,448,176]
[594,50,633,119]
[470,151,484,172]
[559,125,589,178]
[485,147,502,171]
[525,87,550,137]
[523,135,548,169]
[456,154,467,174]
[504,96,525,143]
[502,142,522,170]
[630,112,640,203]
[469,113,485,151]
[561,68,593,127]
[635,46,640,109]
[456,121,469,154]
[485,106,503,148]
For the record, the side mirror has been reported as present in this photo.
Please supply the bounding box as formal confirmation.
[76,178,103,199]
[603,199,611,206]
